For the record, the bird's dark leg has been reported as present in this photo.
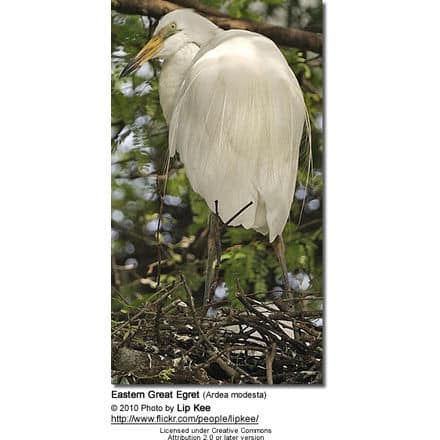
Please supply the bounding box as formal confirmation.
[203,203,222,305]
[203,200,254,306]
[273,234,302,340]
[273,235,292,300]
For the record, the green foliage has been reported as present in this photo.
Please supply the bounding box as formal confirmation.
[187,188,210,235]
[222,241,272,295]
[111,1,323,311]
[158,368,175,383]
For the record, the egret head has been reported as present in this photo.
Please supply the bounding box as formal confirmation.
[120,10,219,77]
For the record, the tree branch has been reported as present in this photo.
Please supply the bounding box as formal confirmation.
[111,0,323,54]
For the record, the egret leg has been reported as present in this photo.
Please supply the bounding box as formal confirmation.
[273,235,302,340]
[203,200,254,306]
[273,235,292,300]
[203,211,222,305]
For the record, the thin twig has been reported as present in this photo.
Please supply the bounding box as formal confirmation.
[224,201,253,226]
[181,274,261,384]
[265,343,277,385]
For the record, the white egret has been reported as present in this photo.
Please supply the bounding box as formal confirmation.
[121,9,310,303]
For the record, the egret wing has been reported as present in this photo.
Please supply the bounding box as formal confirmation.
[169,31,306,241]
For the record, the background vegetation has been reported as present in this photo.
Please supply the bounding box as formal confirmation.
[111,0,323,315]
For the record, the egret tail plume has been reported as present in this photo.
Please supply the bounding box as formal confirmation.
[296,105,314,227]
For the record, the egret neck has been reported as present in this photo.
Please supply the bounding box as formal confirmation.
[159,43,200,123]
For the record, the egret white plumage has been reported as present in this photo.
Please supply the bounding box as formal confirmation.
[121,9,310,303]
